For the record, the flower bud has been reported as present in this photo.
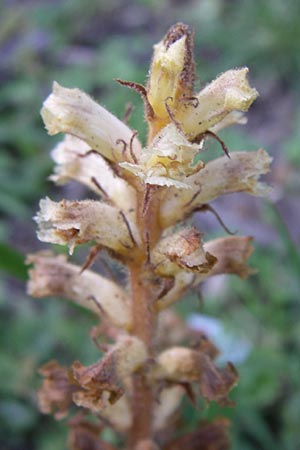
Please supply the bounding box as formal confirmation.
[147,23,195,120]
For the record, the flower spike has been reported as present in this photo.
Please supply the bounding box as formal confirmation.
[29,22,271,450]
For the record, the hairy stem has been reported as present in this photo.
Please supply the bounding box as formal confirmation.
[127,186,162,447]
[128,263,155,446]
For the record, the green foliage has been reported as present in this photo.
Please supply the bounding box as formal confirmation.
[0,243,27,279]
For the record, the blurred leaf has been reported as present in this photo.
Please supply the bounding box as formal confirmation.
[264,202,300,277]
[239,409,281,450]
[0,400,37,432]
[0,242,27,279]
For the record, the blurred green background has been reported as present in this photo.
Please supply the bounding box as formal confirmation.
[0,0,299,449]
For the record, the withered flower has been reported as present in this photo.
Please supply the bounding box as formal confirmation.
[71,336,147,412]
[151,346,238,406]
[38,360,78,420]
[28,22,271,450]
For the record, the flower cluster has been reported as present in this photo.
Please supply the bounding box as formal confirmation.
[27,23,271,450]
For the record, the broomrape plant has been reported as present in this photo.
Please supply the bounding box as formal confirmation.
[27,23,271,449]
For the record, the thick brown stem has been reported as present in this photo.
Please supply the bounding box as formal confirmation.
[127,187,161,448]
[128,262,156,447]
[130,264,156,352]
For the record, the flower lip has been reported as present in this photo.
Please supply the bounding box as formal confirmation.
[119,124,205,188]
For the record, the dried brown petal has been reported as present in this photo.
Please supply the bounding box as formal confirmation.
[72,336,147,413]
[203,236,255,279]
[27,251,132,330]
[152,347,238,405]
[152,228,217,276]
[163,418,230,450]
[38,360,78,419]
[157,236,254,309]
[199,360,238,406]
